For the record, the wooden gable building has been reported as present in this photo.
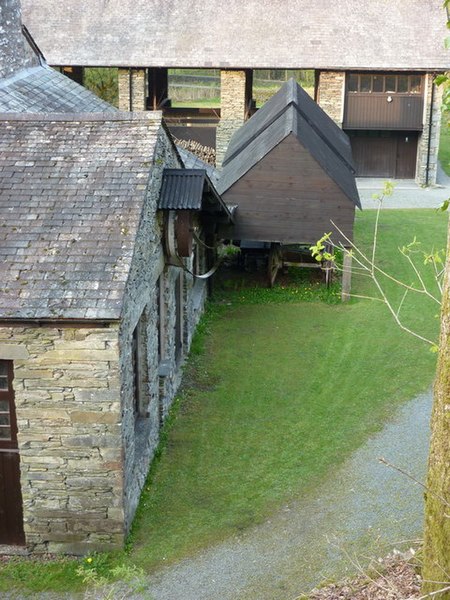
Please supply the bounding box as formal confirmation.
[217,79,360,246]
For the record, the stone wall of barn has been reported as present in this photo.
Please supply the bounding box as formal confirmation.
[118,68,147,111]
[316,70,345,126]
[0,325,124,554]
[216,70,251,167]
[416,75,443,186]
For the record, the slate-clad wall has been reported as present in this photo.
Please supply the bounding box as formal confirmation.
[0,325,124,554]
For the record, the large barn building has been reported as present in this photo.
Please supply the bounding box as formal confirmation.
[20,0,449,185]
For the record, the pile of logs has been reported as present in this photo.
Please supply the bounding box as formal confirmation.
[174,138,216,166]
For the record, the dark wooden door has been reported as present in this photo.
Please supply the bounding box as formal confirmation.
[0,360,25,546]
[349,132,396,177]
[395,133,418,178]
[348,131,418,179]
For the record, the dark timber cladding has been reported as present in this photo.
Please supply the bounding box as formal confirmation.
[217,79,360,246]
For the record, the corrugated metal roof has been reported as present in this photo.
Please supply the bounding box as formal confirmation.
[217,79,360,209]
[158,169,233,221]
[159,169,207,210]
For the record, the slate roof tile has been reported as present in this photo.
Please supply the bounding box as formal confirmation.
[0,112,163,321]
[0,65,116,113]
[21,0,449,70]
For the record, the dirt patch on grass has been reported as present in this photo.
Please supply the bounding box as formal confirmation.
[306,554,421,600]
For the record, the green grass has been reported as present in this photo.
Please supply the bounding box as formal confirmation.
[1,209,447,592]
[439,117,450,176]
[129,209,447,569]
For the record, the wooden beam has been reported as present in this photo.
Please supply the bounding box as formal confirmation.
[341,252,352,301]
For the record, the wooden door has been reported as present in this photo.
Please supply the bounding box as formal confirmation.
[349,132,396,177]
[0,360,25,546]
[395,133,418,178]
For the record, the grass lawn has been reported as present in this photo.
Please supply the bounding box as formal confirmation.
[439,117,450,176]
[0,208,447,592]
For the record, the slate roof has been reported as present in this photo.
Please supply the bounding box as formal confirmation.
[176,146,219,184]
[0,65,117,113]
[159,169,233,220]
[22,0,449,70]
[217,79,360,209]
[0,112,163,321]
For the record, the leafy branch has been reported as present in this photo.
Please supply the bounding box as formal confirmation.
[311,183,444,348]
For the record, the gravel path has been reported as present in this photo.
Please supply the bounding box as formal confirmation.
[358,166,450,209]
[144,390,432,600]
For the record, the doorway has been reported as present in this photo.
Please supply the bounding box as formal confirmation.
[0,360,25,545]
[347,131,418,178]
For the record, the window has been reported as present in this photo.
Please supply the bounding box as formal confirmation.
[397,75,408,93]
[360,75,372,93]
[0,361,15,444]
[174,272,183,362]
[410,75,422,93]
[347,73,423,94]
[372,75,384,93]
[347,74,358,92]
[131,313,149,420]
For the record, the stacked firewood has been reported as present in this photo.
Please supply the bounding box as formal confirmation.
[174,138,216,166]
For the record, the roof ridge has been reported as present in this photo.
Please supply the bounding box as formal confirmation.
[0,111,163,122]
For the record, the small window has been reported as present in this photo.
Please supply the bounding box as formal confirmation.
[131,312,149,420]
[0,361,13,442]
[397,75,408,93]
[348,74,358,92]
[410,75,422,93]
[0,362,8,391]
[372,75,384,92]
[385,75,397,93]
[360,75,371,92]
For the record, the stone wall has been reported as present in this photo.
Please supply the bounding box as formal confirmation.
[118,68,147,111]
[216,70,250,167]
[0,325,124,554]
[316,71,345,126]
[416,75,443,186]
[0,0,38,78]
[118,125,192,531]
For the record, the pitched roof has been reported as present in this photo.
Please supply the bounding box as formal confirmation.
[217,79,360,208]
[176,146,219,184]
[0,112,163,321]
[0,65,117,113]
[158,169,233,220]
[21,0,449,70]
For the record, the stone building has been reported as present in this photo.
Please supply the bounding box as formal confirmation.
[0,0,233,554]
[21,0,449,183]
[0,111,231,553]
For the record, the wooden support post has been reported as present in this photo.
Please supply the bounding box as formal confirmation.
[341,251,352,301]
